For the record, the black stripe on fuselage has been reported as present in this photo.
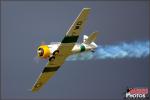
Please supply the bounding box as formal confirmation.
[61,35,79,43]
[42,66,60,73]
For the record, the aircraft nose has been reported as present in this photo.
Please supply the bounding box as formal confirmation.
[37,48,44,57]
[37,50,42,54]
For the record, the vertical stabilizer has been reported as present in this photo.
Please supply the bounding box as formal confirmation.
[83,32,99,44]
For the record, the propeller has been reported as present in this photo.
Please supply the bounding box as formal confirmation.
[33,41,47,64]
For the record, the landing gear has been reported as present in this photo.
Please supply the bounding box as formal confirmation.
[49,56,55,61]
[53,50,59,56]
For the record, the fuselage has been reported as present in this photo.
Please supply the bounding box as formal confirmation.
[37,42,96,59]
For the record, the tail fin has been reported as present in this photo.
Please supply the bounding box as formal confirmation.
[83,32,99,47]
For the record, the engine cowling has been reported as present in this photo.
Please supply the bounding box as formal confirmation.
[37,45,51,59]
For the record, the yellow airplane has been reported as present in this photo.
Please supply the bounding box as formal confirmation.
[31,8,99,92]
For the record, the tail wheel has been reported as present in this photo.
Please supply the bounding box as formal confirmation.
[49,56,55,61]
[53,50,59,56]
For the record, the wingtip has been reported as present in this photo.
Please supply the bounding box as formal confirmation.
[83,8,91,10]
[30,89,38,93]
[28,87,38,93]
[83,8,91,11]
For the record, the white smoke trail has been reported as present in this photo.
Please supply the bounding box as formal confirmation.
[67,41,150,61]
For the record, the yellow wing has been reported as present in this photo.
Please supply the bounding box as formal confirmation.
[31,8,90,92]
[58,8,91,55]
[31,66,60,92]
[31,56,66,92]
[65,8,90,37]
